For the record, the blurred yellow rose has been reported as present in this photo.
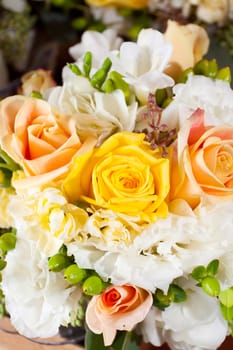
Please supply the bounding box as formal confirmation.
[85,0,148,9]
[170,109,233,210]
[164,20,209,80]
[63,132,170,222]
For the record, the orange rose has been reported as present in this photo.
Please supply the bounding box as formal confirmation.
[18,69,56,96]
[170,109,233,210]
[0,95,96,186]
[86,284,152,346]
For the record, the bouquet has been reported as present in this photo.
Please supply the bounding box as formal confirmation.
[0,19,233,350]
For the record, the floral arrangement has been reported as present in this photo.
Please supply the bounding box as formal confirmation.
[0,19,233,350]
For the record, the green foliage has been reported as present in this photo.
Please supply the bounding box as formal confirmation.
[0,149,20,188]
[85,327,141,350]
[153,283,187,310]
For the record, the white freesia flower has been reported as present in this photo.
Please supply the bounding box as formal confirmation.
[8,187,88,256]
[141,283,228,350]
[162,75,233,130]
[1,237,80,338]
[69,28,122,67]
[47,75,138,143]
[1,0,27,12]
[110,28,174,104]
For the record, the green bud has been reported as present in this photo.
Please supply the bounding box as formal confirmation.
[216,67,231,83]
[30,91,43,99]
[71,17,88,31]
[64,264,87,285]
[91,68,109,89]
[219,288,233,308]
[177,68,194,83]
[201,276,220,297]
[109,71,131,103]
[0,233,16,252]
[102,79,115,93]
[48,253,72,272]
[83,52,92,77]
[101,57,112,72]
[82,275,103,295]
[67,63,82,76]
[0,259,6,270]
[193,59,209,76]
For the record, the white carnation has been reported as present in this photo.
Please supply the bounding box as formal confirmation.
[162,75,233,130]
[1,237,80,338]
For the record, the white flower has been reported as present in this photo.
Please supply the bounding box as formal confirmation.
[47,76,138,143]
[141,283,228,350]
[69,28,122,67]
[1,237,80,338]
[1,0,27,13]
[110,28,174,104]
[162,75,233,130]
[190,0,228,25]
[89,6,125,32]
[8,187,88,256]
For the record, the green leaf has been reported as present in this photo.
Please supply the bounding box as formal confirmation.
[206,259,219,276]
[153,289,170,310]
[85,327,106,350]
[168,284,187,303]
[219,288,233,308]
[110,331,141,350]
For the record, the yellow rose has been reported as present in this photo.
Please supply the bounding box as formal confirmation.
[63,132,170,222]
[164,20,209,80]
[85,0,148,9]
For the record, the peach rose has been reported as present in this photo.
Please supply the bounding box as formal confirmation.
[164,20,209,80]
[85,0,148,9]
[86,284,153,346]
[0,95,96,186]
[170,109,233,210]
[18,69,56,96]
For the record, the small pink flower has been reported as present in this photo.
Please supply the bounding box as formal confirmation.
[86,284,153,346]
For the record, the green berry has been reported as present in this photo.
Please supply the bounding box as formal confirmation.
[155,89,167,107]
[207,59,218,78]
[82,275,103,295]
[0,259,6,270]
[201,276,220,297]
[48,253,71,272]
[194,59,209,76]
[64,264,87,285]
[177,67,194,83]
[216,67,231,83]
[0,233,16,252]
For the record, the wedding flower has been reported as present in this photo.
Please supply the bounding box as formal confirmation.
[170,109,233,209]
[63,131,170,222]
[18,69,56,97]
[1,237,80,338]
[0,187,14,228]
[0,95,96,186]
[86,284,153,346]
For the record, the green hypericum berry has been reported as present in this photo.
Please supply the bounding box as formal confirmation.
[216,67,231,83]
[177,67,194,83]
[82,275,103,295]
[201,276,220,297]
[220,303,233,321]
[48,254,71,272]
[191,265,207,281]
[64,264,87,285]
[83,52,92,77]
[194,59,209,76]
[206,259,219,276]
[0,233,16,252]
[207,59,218,78]
[219,288,233,308]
